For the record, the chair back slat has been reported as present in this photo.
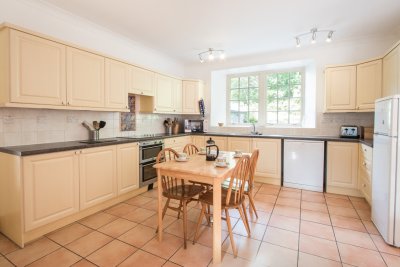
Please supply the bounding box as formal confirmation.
[225,155,251,206]
[183,143,199,156]
[248,149,259,191]
[157,148,180,192]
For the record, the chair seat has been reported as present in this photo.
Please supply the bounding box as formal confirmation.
[163,184,204,200]
[221,178,249,192]
[198,188,245,208]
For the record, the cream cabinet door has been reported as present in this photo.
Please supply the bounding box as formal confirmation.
[208,136,228,151]
[325,66,356,111]
[154,74,174,113]
[79,146,117,210]
[23,151,79,231]
[227,137,252,153]
[105,58,129,109]
[117,143,139,195]
[182,80,202,114]
[327,142,359,189]
[356,59,382,110]
[66,47,105,108]
[173,78,183,113]
[382,46,399,97]
[252,138,281,179]
[192,136,206,148]
[130,66,155,96]
[10,30,66,105]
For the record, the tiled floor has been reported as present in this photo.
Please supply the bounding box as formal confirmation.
[1,183,400,266]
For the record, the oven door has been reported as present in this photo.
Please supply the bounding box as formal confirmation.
[139,161,157,187]
[140,145,163,163]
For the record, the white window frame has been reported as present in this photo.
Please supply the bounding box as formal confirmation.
[226,68,305,127]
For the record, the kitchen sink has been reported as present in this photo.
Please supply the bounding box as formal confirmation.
[250,132,263,135]
[79,139,118,144]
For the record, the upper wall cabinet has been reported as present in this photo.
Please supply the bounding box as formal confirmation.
[382,45,399,97]
[173,78,183,113]
[130,66,155,96]
[325,66,357,111]
[66,47,105,108]
[182,80,203,114]
[154,73,174,113]
[356,59,382,110]
[6,29,67,105]
[105,58,129,109]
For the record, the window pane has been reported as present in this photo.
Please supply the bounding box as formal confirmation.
[292,85,301,97]
[239,77,248,88]
[249,112,258,123]
[239,101,249,111]
[231,89,239,100]
[267,74,277,87]
[239,113,248,123]
[277,86,289,98]
[277,73,289,86]
[249,76,258,87]
[249,101,258,111]
[278,112,289,124]
[240,89,249,102]
[267,99,278,111]
[249,88,258,100]
[289,111,301,124]
[266,112,277,124]
[290,72,301,85]
[231,112,239,124]
[230,101,239,111]
[278,99,289,111]
[231,78,239,89]
[290,98,302,111]
[267,88,277,99]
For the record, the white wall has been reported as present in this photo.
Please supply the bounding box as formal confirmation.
[184,35,399,136]
[0,0,185,76]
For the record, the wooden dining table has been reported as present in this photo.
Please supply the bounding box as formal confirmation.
[153,151,241,264]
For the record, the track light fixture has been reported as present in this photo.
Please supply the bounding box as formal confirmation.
[295,28,335,47]
[198,48,226,63]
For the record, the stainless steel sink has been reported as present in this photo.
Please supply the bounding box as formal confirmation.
[250,132,263,135]
[79,139,118,144]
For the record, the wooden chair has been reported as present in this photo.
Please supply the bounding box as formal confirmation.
[184,143,212,191]
[193,155,251,257]
[157,148,204,249]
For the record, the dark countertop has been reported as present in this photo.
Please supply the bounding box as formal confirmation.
[0,132,372,156]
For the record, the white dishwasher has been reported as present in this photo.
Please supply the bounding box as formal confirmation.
[283,140,325,192]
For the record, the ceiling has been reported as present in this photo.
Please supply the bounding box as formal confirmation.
[40,0,400,63]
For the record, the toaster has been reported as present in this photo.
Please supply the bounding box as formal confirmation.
[340,126,364,139]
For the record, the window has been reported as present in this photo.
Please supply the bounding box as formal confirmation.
[227,70,304,126]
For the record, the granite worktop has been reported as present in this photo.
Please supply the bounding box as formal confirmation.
[0,132,373,156]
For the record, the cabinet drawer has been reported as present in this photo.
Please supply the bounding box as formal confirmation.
[359,164,372,184]
[360,144,373,162]
[359,175,371,205]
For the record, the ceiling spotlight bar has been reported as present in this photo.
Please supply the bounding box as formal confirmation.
[198,48,226,63]
[294,28,335,47]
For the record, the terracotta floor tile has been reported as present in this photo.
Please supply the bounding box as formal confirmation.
[276,197,301,208]
[299,234,340,261]
[65,231,113,257]
[122,207,156,223]
[253,200,275,212]
[104,203,138,217]
[97,218,137,238]
[370,234,400,256]
[232,220,266,240]
[330,215,367,232]
[208,252,252,267]
[140,189,159,198]
[381,253,400,267]
[300,221,335,240]
[187,207,207,223]
[163,261,182,267]
[70,259,98,267]
[221,233,261,261]
[79,212,117,229]
[363,220,380,235]
[278,190,301,200]
[356,209,371,221]
[328,206,359,219]
[141,214,177,229]
[119,250,166,267]
[255,242,298,267]
[142,199,164,211]
[245,210,270,225]
[0,256,13,267]
[46,223,92,246]
[194,225,229,248]
[324,193,349,200]
[118,224,156,248]
[142,233,184,259]
[352,200,370,210]
[263,226,299,250]
[298,252,342,267]
[268,214,300,232]
[273,204,300,218]
[333,227,376,250]
[281,187,301,193]
[301,201,328,213]
[170,242,213,267]
[326,197,353,208]
[338,242,386,267]
[257,187,280,196]
[301,210,331,225]
[164,218,198,239]
[86,240,136,267]
[26,247,81,267]
[301,194,326,203]
[254,194,277,204]
[124,195,153,206]
[5,238,60,267]
[0,234,19,255]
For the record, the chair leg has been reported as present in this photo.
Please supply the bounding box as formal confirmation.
[206,204,211,225]
[193,203,206,244]
[156,198,170,233]
[238,203,251,237]
[177,200,183,219]
[182,200,188,249]
[225,208,237,257]
[248,193,259,218]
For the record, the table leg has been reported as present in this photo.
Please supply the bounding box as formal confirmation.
[212,179,222,264]
[157,169,163,242]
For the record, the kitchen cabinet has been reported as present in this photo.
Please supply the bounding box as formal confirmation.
[356,59,382,110]
[7,29,67,106]
[325,66,357,111]
[154,74,174,113]
[327,142,361,196]
[253,138,281,185]
[117,143,139,195]
[23,151,79,231]
[227,137,252,153]
[79,146,117,210]
[130,66,155,96]
[165,136,192,152]
[66,47,105,108]
[192,135,206,148]
[173,78,183,113]
[208,136,228,151]
[182,80,203,114]
[105,58,129,109]
[382,45,399,97]
[358,144,373,205]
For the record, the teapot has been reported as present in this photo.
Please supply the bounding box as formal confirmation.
[206,138,219,161]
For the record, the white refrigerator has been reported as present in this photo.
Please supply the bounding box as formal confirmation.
[372,95,400,247]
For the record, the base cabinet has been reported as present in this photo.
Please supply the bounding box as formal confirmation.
[227,137,252,153]
[192,136,206,148]
[117,143,139,195]
[165,136,192,152]
[358,144,373,205]
[252,138,281,184]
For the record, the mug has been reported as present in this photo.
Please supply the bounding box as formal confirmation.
[215,156,227,166]
[234,150,242,156]
[178,152,187,160]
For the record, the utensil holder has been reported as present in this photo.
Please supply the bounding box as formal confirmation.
[166,126,172,135]
[172,124,179,134]
[89,130,99,141]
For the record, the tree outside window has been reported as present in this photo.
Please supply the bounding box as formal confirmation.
[229,75,259,124]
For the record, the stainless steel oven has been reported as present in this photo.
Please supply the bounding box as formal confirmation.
[139,139,164,188]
